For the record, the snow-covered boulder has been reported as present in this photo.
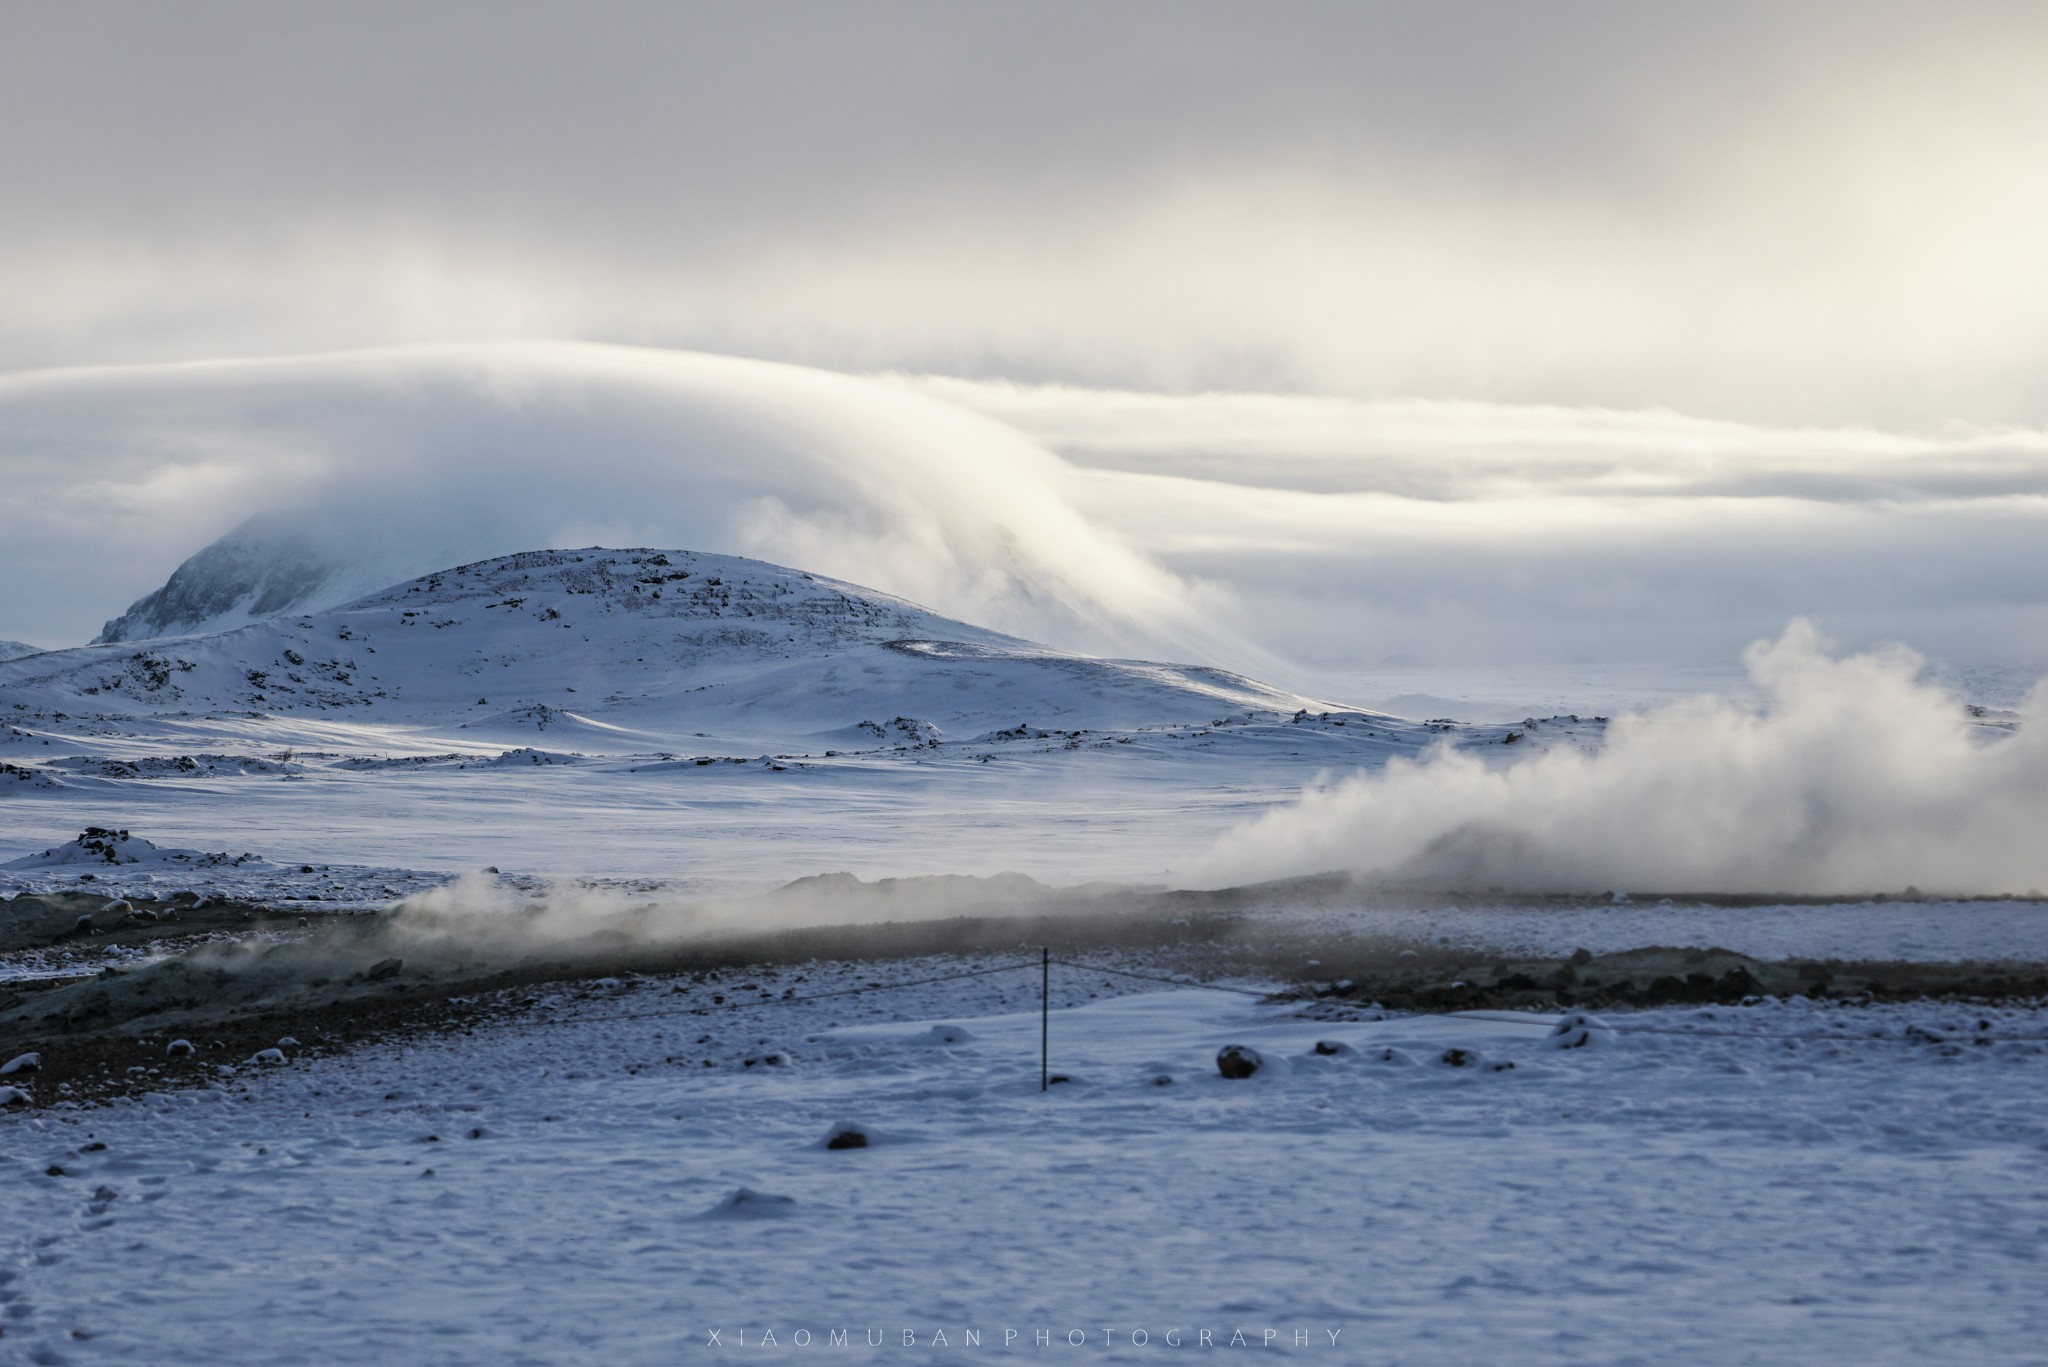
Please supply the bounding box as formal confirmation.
[908,1024,974,1047]
[699,1187,798,1219]
[3,828,270,872]
[822,1121,869,1150]
[1549,1011,1616,1050]
[0,1051,38,1075]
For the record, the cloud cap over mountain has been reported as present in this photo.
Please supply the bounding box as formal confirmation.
[0,343,1203,657]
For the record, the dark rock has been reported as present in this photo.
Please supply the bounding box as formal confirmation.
[1216,1045,1263,1079]
[365,958,403,982]
[1718,966,1763,997]
[825,1122,869,1150]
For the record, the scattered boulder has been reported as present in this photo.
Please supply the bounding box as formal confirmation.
[1549,1011,1615,1050]
[823,1121,869,1150]
[166,1039,195,1057]
[1,1051,39,1075]
[249,1047,287,1065]
[276,1036,300,1049]
[1216,1045,1263,1079]
[1311,1040,1354,1057]
[103,899,132,915]
[365,957,403,982]
[1439,1047,1479,1068]
[1150,1073,1174,1086]
[92,1185,118,1203]
[0,1086,30,1107]
[1371,1047,1417,1066]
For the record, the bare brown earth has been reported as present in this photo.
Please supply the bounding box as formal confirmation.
[4,881,2045,1110]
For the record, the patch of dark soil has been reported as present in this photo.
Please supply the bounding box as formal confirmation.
[1,890,344,955]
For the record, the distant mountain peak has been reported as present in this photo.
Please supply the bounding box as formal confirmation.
[95,518,343,644]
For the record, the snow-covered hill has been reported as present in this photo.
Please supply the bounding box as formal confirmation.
[18,547,1325,746]
[0,639,43,662]
[0,547,1497,890]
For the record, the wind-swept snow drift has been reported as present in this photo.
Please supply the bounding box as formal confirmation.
[1193,623,2048,897]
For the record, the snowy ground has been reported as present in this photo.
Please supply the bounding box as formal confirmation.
[4,962,2046,1365]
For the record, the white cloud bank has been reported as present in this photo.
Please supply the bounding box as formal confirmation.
[1189,623,2048,897]
[906,377,2048,670]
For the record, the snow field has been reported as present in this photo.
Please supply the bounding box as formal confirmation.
[4,962,2047,1365]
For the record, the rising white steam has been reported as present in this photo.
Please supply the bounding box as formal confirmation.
[1189,623,2048,896]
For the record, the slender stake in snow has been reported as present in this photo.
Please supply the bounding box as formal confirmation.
[1041,946,1050,1093]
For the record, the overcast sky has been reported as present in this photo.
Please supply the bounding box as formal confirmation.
[5,2,2047,677]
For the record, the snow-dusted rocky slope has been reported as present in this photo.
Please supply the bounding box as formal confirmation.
[0,640,42,663]
[92,517,348,644]
[30,547,1324,741]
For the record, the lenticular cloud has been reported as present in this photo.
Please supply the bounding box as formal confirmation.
[1192,622,2048,896]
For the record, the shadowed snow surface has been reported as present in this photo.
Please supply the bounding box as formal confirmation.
[2,976,2045,1364]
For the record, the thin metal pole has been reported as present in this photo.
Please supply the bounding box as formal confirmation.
[1041,946,1049,1092]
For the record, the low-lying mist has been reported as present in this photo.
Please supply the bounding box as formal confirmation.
[0,871,1142,1039]
[1190,622,2048,897]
